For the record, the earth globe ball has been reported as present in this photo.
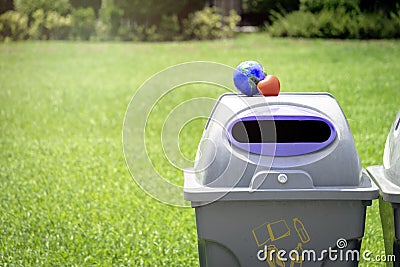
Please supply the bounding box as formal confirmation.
[233,61,266,96]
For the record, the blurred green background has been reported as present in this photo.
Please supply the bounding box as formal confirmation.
[1,34,400,266]
[1,0,400,266]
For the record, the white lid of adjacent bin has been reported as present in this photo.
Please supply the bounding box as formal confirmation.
[367,110,400,203]
[384,110,400,186]
[367,166,400,203]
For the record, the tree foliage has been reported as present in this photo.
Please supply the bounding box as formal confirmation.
[14,0,71,16]
[299,0,360,13]
[113,0,206,26]
[183,7,241,40]
[3,0,400,41]
[70,7,95,40]
[0,10,27,40]
[269,0,400,38]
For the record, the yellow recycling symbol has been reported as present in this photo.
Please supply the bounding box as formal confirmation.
[252,217,310,267]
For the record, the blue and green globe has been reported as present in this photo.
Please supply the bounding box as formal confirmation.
[233,61,266,96]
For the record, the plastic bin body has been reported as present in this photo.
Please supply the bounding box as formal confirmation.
[194,199,367,267]
[185,93,379,266]
[367,110,400,267]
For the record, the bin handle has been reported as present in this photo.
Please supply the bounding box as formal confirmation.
[249,170,314,191]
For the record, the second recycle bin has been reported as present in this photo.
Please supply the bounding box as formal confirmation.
[184,93,379,266]
[367,110,400,266]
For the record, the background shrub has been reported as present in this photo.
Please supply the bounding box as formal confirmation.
[70,7,95,40]
[390,7,400,32]
[2,0,399,41]
[300,0,360,13]
[269,1,400,39]
[28,9,71,40]
[223,10,242,38]
[157,14,181,41]
[96,3,123,41]
[356,12,399,39]
[115,23,158,42]
[45,11,71,40]
[0,10,28,41]
[69,0,101,16]
[114,0,206,28]
[14,0,70,16]
[269,10,319,37]
[28,9,45,39]
[184,7,240,40]
[316,7,353,38]
[116,23,141,42]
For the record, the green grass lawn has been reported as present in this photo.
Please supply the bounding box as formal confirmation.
[1,34,400,266]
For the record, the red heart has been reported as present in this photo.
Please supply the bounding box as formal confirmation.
[257,75,280,96]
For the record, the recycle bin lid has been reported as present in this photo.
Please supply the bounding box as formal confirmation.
[184,168,379,204]
[367,166,400,203]
[384,110,400,185]
[367,110,400,203]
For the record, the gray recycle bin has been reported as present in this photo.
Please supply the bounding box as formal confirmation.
[184,93,379,267]
[367,110,400,266]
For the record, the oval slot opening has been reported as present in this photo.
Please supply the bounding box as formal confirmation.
[232,119,332,143]
[227,116,337,156]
